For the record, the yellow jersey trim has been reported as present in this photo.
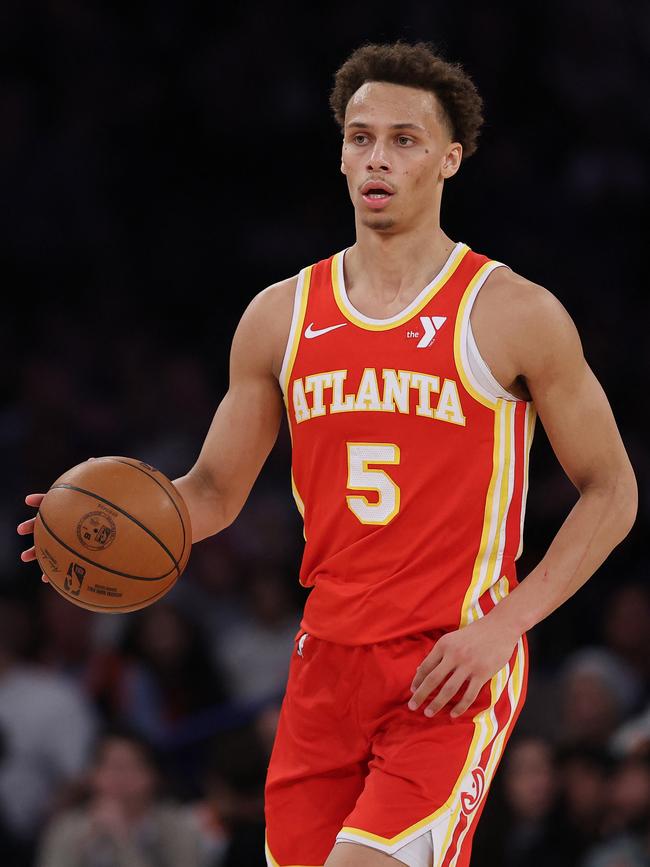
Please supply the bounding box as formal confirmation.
[331,243,469,332]
[280,266,312,398]
[459,399,517,626]
[453,261,506,411]
[280,268,311,539]
[516,403,537,559]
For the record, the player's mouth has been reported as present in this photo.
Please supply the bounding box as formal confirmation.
[360,180,395,210]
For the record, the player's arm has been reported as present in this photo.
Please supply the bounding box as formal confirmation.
[173,277,296,543]
[409,274,638,718]
[17,278,295,574]
[485,280,638,631]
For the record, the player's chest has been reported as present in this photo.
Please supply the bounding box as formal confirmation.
[289,324,468,432]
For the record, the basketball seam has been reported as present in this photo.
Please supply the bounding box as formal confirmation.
[36,512,178,582]
[97,458,189,566]
[49,483,180,572]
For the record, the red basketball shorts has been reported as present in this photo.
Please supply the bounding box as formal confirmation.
[264,628,528,867]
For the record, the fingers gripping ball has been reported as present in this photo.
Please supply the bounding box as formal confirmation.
[33,457,192,612]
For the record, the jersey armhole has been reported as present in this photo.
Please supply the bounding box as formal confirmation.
[466,318,521,402]
[278,266,312,397]
[459,261,524,404]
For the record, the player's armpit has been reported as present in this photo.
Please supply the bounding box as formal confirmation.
[514,283,636,513]
[174,276,298,543]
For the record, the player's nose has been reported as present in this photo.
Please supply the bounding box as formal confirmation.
[366,140,391,173]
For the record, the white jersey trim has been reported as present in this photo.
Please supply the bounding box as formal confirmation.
[337,241,466,326]
[279,268,309,397]
[336,827,433,866]
[466,318,520,402]
[459,262,523,404]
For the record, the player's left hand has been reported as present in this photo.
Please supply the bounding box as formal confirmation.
[408,616,520,719]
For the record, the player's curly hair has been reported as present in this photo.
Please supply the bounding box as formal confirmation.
[329,41,484,160]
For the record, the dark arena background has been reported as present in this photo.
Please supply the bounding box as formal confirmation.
[2,2,649,865]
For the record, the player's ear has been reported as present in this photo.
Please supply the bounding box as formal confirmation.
[441,142,462,179]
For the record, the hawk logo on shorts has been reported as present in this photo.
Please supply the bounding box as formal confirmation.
[460,767,485,815]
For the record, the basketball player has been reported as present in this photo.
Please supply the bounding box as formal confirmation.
[19,42,637,867]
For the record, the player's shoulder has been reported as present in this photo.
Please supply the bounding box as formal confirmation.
[240,274,299,345]
[481,264,583,376]
[481,264,576,337]
[254,274,299,315]
[483,264,557,313]
[232,274,299,379]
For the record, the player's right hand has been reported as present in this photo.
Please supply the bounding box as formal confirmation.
[17,494,48,582]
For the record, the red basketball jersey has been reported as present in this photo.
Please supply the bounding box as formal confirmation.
[279,242,536,644]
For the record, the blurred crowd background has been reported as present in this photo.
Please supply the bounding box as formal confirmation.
[2,1,649,865]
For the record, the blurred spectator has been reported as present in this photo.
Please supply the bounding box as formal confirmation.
[174,534,246,636]
[583,837,650,867]
[612,709,650,759]
[228,491,301,567]
[582,752,650,867]
[214,568,299,704]
[0,596,96,840]
[472,735,570,867]
[202,725,268,867]
[39,590,97,682]
[37,729,202,867]
[558,648,641,748]
[89,603,229,746]
[603,753,650,839]
[603,584,650,685]
[557,746,611,859]
[0,725,26,867]
[133,357,215,481]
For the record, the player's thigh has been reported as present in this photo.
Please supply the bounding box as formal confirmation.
[325,841,403,866]
[265,634,372,866]
[334,635,529,864]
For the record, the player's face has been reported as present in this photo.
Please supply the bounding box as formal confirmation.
[341,82,462,232]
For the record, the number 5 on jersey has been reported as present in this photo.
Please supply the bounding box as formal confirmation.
[346,443,401,525]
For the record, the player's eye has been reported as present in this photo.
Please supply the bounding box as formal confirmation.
[397,135,414,146]
[352,134,368,145]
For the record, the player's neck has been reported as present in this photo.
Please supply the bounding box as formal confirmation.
[345,217,455,309]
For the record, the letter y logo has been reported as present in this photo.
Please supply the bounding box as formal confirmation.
[417,316,447,348]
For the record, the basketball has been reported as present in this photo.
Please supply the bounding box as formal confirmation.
[33,456,192,613]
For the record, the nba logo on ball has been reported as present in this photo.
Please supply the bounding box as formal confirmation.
[64,562,86,597]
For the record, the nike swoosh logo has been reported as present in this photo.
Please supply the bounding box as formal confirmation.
[304,322,347,339]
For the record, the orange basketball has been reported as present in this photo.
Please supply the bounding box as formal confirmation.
[33,456,192,613]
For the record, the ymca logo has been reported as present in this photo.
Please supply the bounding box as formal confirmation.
[406,316,447,348]
[460,767,486,815]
